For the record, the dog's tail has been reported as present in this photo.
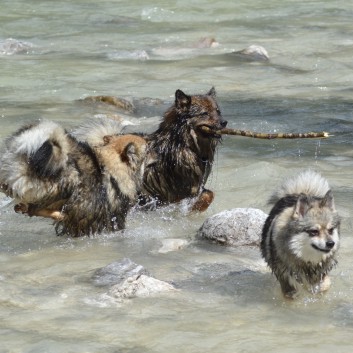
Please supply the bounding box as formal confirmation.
[0,120,70,200]
[73,116,137,146]
[269,169,331,204]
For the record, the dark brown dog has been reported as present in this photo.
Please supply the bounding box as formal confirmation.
[140,87,227,211]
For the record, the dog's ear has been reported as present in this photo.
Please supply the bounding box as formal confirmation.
[121,142,139,168]
[293,194,310,219]
[208,87,216,97]
[175,89,191,110]
[103,135,113,145]
[320,190,336,211]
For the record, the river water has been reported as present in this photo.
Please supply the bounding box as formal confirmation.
[1,0,353,352]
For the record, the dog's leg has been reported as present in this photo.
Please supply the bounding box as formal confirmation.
[191,189,214,212]
[15,201,66,221]
[318,275,331,292]
[31,208,65,221]
[0,183,13,197]
[279,277,298,299]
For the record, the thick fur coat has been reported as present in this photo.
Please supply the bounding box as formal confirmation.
[0,120,146,237]
[261,170,341,298]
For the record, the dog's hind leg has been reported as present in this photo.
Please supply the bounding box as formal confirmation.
[15,201,66,221]
[191,189,214,212]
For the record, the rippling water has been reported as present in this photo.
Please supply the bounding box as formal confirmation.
[1,1,353,352]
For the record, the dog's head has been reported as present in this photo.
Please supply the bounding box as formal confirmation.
[163,88,227,139]
[100,134,147,200]
[289,190,341,263]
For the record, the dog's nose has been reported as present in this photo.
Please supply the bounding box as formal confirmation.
[220,120,227,128]
[326,240,335,249]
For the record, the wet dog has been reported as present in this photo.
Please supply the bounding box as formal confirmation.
[0,120,146,237]
[261,170,341,298]
[140,87,227,211]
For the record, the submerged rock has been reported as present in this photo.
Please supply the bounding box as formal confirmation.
[197,208,268,246]
[107,49,149,61]
[158,238,189,253]
[92,258,176,301]
[0,38,33,55]
[231,45,269,62]
[81,95,135,113]
[92,258,148,287]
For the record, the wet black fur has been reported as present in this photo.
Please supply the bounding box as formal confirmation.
[260,195,298,265]
[140,88,226,206]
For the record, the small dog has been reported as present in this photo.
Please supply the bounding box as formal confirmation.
[0,120,146,237]
[140,87,227,211]
[261,170,341,298]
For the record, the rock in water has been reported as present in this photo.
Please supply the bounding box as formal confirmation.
[109,274,176,299]
[92,258,148,287]
[232,45,269,61]
[197,208,268,246]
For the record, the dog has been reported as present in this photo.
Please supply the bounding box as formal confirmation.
[0,120,146,237]
[140,87,227,211]
[261,170,341,298]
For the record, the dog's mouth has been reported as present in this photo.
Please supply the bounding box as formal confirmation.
[311,244,332,253]
[199,125,222,138]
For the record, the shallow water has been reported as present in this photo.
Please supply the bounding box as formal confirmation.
[1,0,353,352]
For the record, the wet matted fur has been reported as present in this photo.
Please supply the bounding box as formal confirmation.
[261,170,341,298]
[140,87,227,211]
[0,120,146,237]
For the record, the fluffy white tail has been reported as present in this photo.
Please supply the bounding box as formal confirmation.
[269,170,331,204]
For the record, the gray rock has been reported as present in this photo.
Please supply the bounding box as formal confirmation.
[92,258,176,302]
[0,38,33,55]
[92,258,149,287]
[109,274,176,299]
[232,45,269,61]
[197,208,268,246]
[158,238,189,253]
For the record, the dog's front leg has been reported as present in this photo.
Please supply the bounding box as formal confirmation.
[191,189,214,212]
[279,277,298,299]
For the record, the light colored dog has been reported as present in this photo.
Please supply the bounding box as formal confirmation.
[261,170,341,298]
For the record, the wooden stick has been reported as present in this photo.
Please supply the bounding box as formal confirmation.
[202,126,331,139]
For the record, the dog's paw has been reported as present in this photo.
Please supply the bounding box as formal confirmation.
[191,189,214,212]
[14,203,29,214]
[0,183,13,197]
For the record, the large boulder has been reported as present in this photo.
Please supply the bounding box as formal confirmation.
[197,208,268,246]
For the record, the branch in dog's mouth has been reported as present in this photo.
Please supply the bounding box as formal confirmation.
[200,126,331,139]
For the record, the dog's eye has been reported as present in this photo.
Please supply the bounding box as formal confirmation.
[308,229,319,237]
[327,228,335,235]
[200,112,208,116]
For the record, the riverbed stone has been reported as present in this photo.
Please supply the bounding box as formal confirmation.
[109,274,176,299]
[231,45,269,61]
[92,258,177,301]
[158,238,189,253]
[92,258,149,287]
[0,38,33,55]
[197,208,268,246]
[81,95,135,113]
